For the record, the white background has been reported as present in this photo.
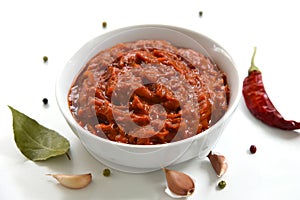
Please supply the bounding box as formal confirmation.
[1,0,300,199]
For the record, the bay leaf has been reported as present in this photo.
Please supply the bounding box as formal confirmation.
[8,106,70,161]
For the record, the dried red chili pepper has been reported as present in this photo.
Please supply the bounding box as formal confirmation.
[243,47,300,130]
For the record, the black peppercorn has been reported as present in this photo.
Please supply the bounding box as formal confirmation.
[42,98,48,105]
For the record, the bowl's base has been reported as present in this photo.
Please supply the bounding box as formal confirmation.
[83,139,212,173]
[85,148,161,173]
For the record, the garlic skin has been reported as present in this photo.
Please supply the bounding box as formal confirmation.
[207,151,228,177]
[47,173,92,189]
[163,168,195,197]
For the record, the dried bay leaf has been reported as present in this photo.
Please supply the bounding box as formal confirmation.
[8,106,70,161]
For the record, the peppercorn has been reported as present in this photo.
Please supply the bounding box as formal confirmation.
[43,56,48,63]
[42,98,48,105]
[250,145,257,154]
[199,11,203,17]
[102,168,111,177]
[218,180,226,189]
[102,21,107,28]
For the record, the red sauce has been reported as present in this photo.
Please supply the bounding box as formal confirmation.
[68,40,230,145]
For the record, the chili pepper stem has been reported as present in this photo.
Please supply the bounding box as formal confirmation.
[248,47,260,74]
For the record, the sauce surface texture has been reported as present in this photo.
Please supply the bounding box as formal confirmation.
[68,40,230,145]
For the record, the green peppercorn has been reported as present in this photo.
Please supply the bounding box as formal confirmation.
[199,11,203,17]
[102,168,111,177]
[43,56,48,63]
[102,21,107,28]
[218,180,226,189]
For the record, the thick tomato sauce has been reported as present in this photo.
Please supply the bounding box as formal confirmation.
[68,40,229,145]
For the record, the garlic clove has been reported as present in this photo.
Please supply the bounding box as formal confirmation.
[47,173,92,189]
[164,179,197,199]
[163,168,195,197]
[207,151,228,177]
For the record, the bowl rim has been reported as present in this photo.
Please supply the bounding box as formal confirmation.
[56,24,242,149]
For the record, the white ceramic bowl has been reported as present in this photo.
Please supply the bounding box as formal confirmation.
[56,24,241,173]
